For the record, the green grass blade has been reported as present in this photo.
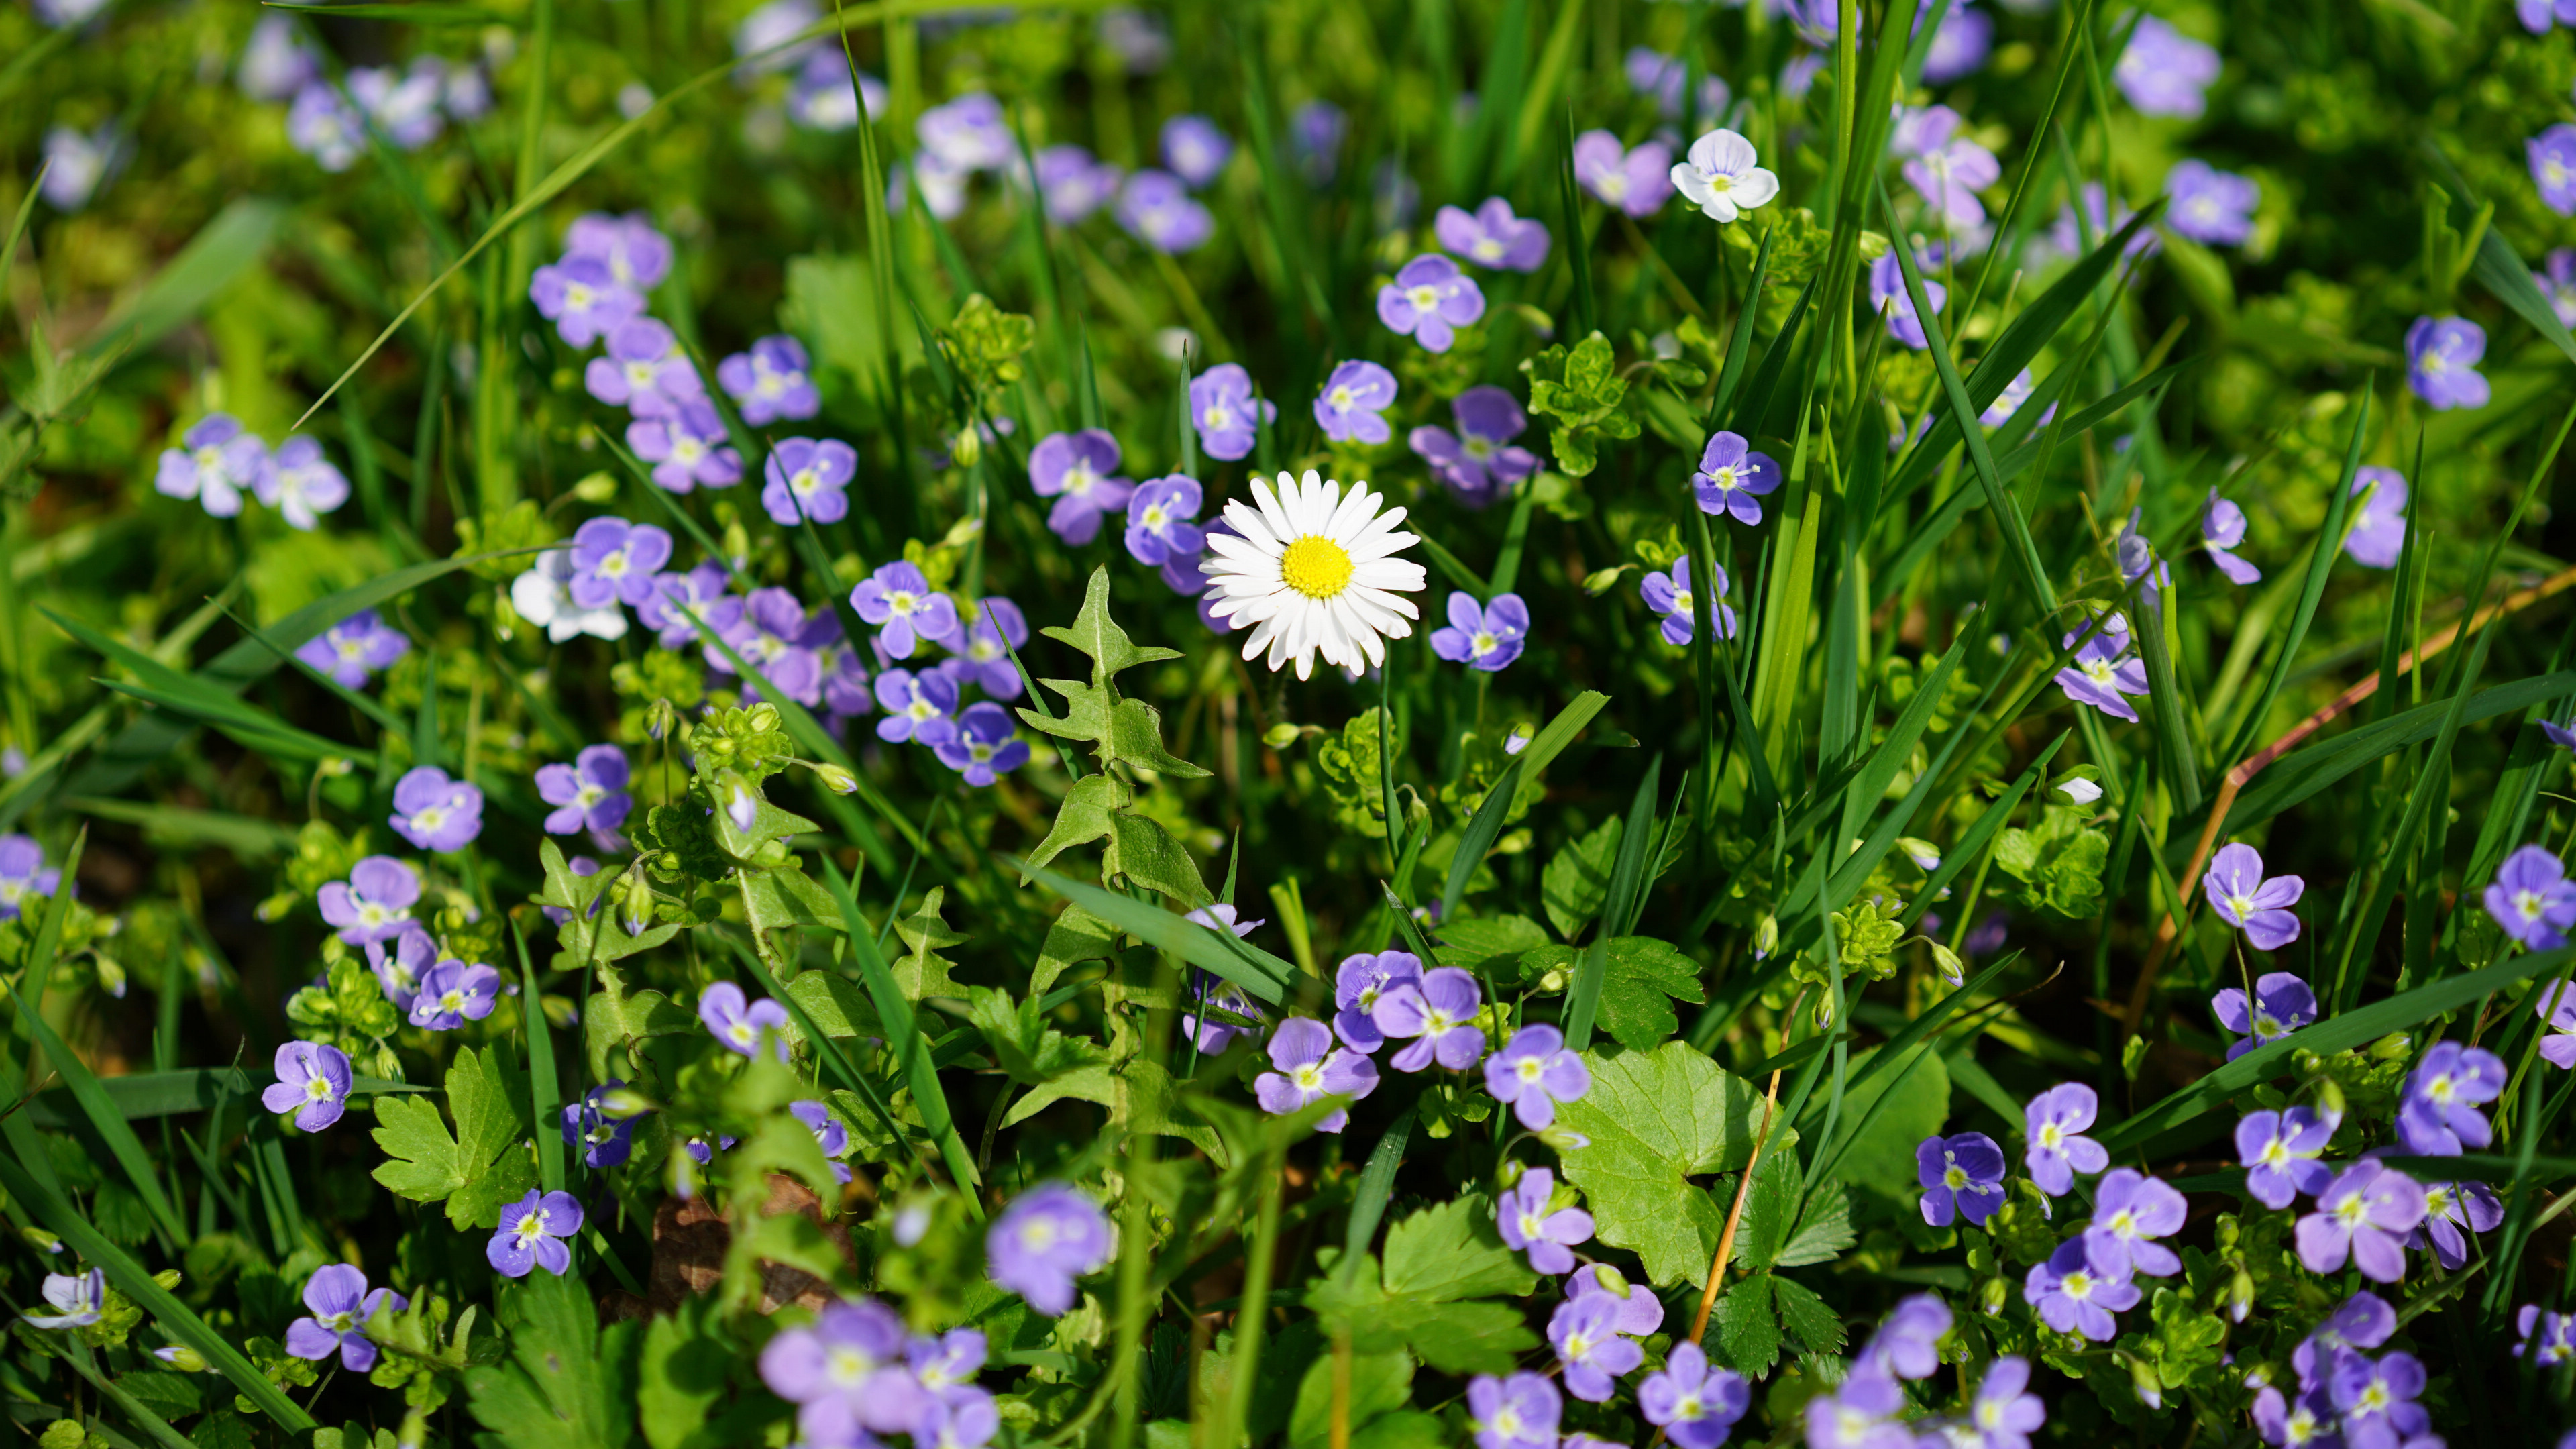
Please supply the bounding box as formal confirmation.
[812,853,984,1202]
[510,924,566,1192]
[1564,754,1661,1052]
[1894,733,2070,935]
[1016,859,1297,1005]
[10,997,191,1245]
[1342,1103,1415,1255]
[2214,386,2371,769]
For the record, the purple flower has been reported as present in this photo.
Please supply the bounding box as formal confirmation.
[1377,254,1487,354]
[2203,490,2261,584]
[700,980,792,1061]
[1035,144,1125,223]
[916,91,1010,170]
[1919,0,1993,84]
[909,1326,989,1405]
[784,50,883,132]
[2395,1040,2507,1155]
[262,1041,353,1132]
[2406,315,2489,411]
[1431,592,1531,673]
[2296,1161,2426,1282]
[2023,1081,2108,1195]
[874,667,961,745]
[318,855,419,945]
[1332,951,1421,1053]
[2292,1289,2398,1396]
[1549,1294,1645,1403]
[2114,15,2220,118]
[791,1099,853,1183]
[945,596,1030,698]
[586,317,704,419]
[2344,467,2409,569]
[1116,170,1213,252]
[1497,1167,1593,1275]
[1468,1371,1561,1449]
[407,959,500,1030]
[2204,845,2306,951]
[1184,966,1266,1055]
[348,59,445,149]
[2540,250,2576,329]
[1566,1263,1664,1335]
[1860,1294,1950,1381]
[2538,980,2576,1069]
[369,924,437,1010]
[1437,197,1550,272]
[566,211,674,293]
[1409,385,1538,506]
[760,1296,930,1444]
[284,1265,405,1371]
[531,255,643,347]
[2330,1350,2430,1449]
[934,702,1031,787]
[1970,1357,2045,1449]
[986,1183,1112,1316]
[1903,136,2001,231]
[1640,555,1738,647]
[257,436,351,530]
[1481,1024,1589,1128]
[703,588,826,707]
[1124,474,1205,568]
[1915,1131,2006,1226]
[2518,1304,2576,1364]
[1625,47,1732,125]
[287,82,364,172]
[629,400,742,494]
[1573,130,1675,217]
[488,1189,584,1279]
[568,517,676,608]
[851,561,962,658]
[1371,965,1485,1071]
[2536,123,2576,215]
[1804,1368,1911,1449]
[1978,367,2055,429]
[2033,182,2159,269]
[2167,160,2259,246]
[1692,431,1782,525]
[20,1269,104,1330]
[1189,364,1275,461]
[2528,0,2576,31]
[2214,971,2316,1060]
[2489,843,2576,951]
[536,744,632,837]
[1867,252,1944,349]
[156,413,266,518]
[390,765,485,853]
[2250,1387,2336,1449]
[294,608,411,692]
[762,437,858,526]
[240,16,320,101]
[1028,429,1136,545]
[2412,1179,2504,1269]
[2054,616,2149,723]
[1314,360,1400,445]
[1291,101,1346,182]
[1252,1017,1380,1132]
[2084,1168,2187,1277]
[2022,1236,2138,1341]
[562,1080,636,1169]
[1159,114,1232,187]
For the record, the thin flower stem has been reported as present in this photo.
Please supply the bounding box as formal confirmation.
[1689,987,1805,1345]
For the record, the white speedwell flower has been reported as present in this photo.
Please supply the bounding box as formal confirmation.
[1670,128,1779,223]
[1202,470,1429,680]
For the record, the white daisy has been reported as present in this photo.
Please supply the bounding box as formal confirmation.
[1201,470,1429,680]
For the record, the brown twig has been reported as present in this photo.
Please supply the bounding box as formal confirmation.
[2119,561,2576,1038]
[1690,1065,1786,1344]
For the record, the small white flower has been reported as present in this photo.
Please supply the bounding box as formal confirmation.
[2057,776,2104,804]
[1201,470,1430,681]
[1670,128,1779,224]
[510,550,630,644]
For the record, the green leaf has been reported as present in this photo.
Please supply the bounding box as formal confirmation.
[1595,936,1707,1051]
[891,885,968,1000]
[1022,678,1114,743]
[1303,1271,1537,1377]
[1044,565,1183,686]
[1778,1187,1855,1269]
[1032,903,1118,998]
[1108,698,1212,779]
[1287,1350,1413,1449]
[1435,914,1552,965]
[1106,812,1214,908]
[583,979,699,1083]
[965,985,1105,1085]
[1016,858,1295,1005]
[1541,816,1622,940]
[1816,1046,1950,1199]
[1713,1275,1782,1378]
[1380,1196,1538,1303]
[1021,772,1124,879]
[536,841,682,970]
[786,970,889,1044]
[637,1298,728,1449]
[1772,1276,1845,1355]
[371,1046,538,1230]
[1732,1148,1802,1271]
[464,1273,641,1449]
[1556,1042,1764,1286]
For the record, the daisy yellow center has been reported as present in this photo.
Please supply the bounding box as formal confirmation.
[2358,1382,2390,1414]
[413,805,448,833]
[2422,352,2448,376]
[195,445,225,474]
[1674,1394,1703,1421]
[2254,1010,2284,1034]
[337,637,366,661]
[517,1208,549,1244]
[599,551,631,578]
[1141,503,1170,529]
[757,371,787,397]
[888,590,919,614]
[1709,465,1739,491]
[971,637,1002,661]
[1564,1329,1594,1360]
[793,468,822,494]
[2108,1208,2137,1237]
[1705,172,1735,193]
[323,1309,355,1332]
[1598,173,1629,201]
[2426,1073,2455,1104]
[729,1021,758,1046]
[1064,463,1098,496]
[2259,1138,2290,1167]
[1281,536,1355,599]
[672,435,706,466]
[2551,162,2569,187]
[1488,1407,1523,1438]
[440,988,466,1012]
[1464,437,1494,462]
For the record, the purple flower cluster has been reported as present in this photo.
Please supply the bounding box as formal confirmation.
[1189,364,1278,461]
[1430,592,1531,673]
[761,1295,997,1449]
[284,1265,405,1371]
[1377,254,1487,353]
[1409,386,1539,506]
[390,765,484,853]
[0,836,63,924]
[2053,614,2150,722]
[294,609,409,690]
[1640,556,1739,647]
[985,1183,1113,1316]
[154,413,350,529]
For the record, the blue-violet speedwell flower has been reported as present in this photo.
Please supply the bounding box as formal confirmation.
[1431,592,1530,673]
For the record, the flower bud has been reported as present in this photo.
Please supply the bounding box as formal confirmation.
[1754,914,1779,961]
[599,1086,657,1119]
[1929,940,1964,986]
[1593,1265,1633,1299]
[2226,1267,2255,1324]
[816,763,859,795]
[1980,1276,2009,1316]
[19,1228,60,1255]
[2128,1357,2164,1411]
[1263,722,1304,750]
[1503,722,1534,755]
[1495,1158,1526,1190]
[154,1345,208,1373]
[1896,837,1941,872]
[1535,1124,1591,1151]
[572,471,620,503]
[318,755,356,777]
[152,1269,182,1290]
[1581,565,1631,596]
